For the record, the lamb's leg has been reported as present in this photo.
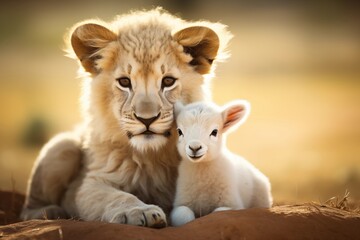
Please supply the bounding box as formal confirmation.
[213,207,232,212]
[21,132,82,220]
[170,206,195,226]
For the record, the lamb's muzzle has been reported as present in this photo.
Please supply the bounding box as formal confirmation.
[186,140,207,161]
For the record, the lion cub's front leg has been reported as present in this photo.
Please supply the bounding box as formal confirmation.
[62,177,167,228]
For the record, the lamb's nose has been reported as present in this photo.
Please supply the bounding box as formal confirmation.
[189,145,202,154]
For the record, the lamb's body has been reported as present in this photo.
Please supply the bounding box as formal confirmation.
[176,152,270,216]
[171,101,272,226]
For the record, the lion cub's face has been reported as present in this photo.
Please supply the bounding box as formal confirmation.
[111,47,186,151]
[69,13,226,152]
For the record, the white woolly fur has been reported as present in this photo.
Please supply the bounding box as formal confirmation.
[171,101,273,226]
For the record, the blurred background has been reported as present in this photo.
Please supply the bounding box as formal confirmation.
[0,0,359,203]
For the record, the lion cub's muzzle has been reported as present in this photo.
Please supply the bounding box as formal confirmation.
[126,111,172,139]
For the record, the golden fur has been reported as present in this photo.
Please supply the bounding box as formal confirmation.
[21,8,232,227]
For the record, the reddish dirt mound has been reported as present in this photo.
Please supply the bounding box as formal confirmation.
[1,191,360,239]
[0,191,24,225]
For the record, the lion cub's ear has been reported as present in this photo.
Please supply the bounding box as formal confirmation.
[71,23,117,74]
[173,26,219,74]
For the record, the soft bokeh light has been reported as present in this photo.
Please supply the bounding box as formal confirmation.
[1,0,359,203]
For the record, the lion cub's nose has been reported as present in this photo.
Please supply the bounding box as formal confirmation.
[134,113,160,128]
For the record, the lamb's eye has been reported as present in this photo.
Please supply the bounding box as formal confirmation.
[116,77,132,89]
[161,76,177,89]
[177,128,184,137]
[210,129,218,137]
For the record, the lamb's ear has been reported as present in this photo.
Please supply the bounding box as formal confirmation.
[174,101,185,117]
[221,100,250,133]
[70,23,117,74]
[173,26,219,74]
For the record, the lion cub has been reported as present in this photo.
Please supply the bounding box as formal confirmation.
[21,8,233,228]
[171,101,272,226]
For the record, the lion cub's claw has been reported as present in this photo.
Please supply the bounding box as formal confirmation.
[112,205,167,228]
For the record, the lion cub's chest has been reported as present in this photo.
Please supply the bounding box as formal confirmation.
[113,155,177,212]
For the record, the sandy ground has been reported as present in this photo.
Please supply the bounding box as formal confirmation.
[1,191,360,240]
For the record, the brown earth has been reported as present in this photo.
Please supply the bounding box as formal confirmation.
[1,191,360,240]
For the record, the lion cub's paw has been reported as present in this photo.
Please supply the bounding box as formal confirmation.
[111,205,167,228]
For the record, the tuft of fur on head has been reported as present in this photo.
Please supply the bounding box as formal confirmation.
[64,8,233,155]
[64,7,232,74]
[175,100,250,162]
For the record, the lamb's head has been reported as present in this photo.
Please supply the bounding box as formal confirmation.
[67,9,232,152]
[175,100,250,162]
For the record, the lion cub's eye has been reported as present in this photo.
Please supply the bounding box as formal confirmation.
[161,76,177,89]
[210,129,218,137]
[116,77,132,89]
[177,128,184,137]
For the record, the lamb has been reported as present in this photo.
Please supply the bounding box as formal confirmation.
[170,100,273,226]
